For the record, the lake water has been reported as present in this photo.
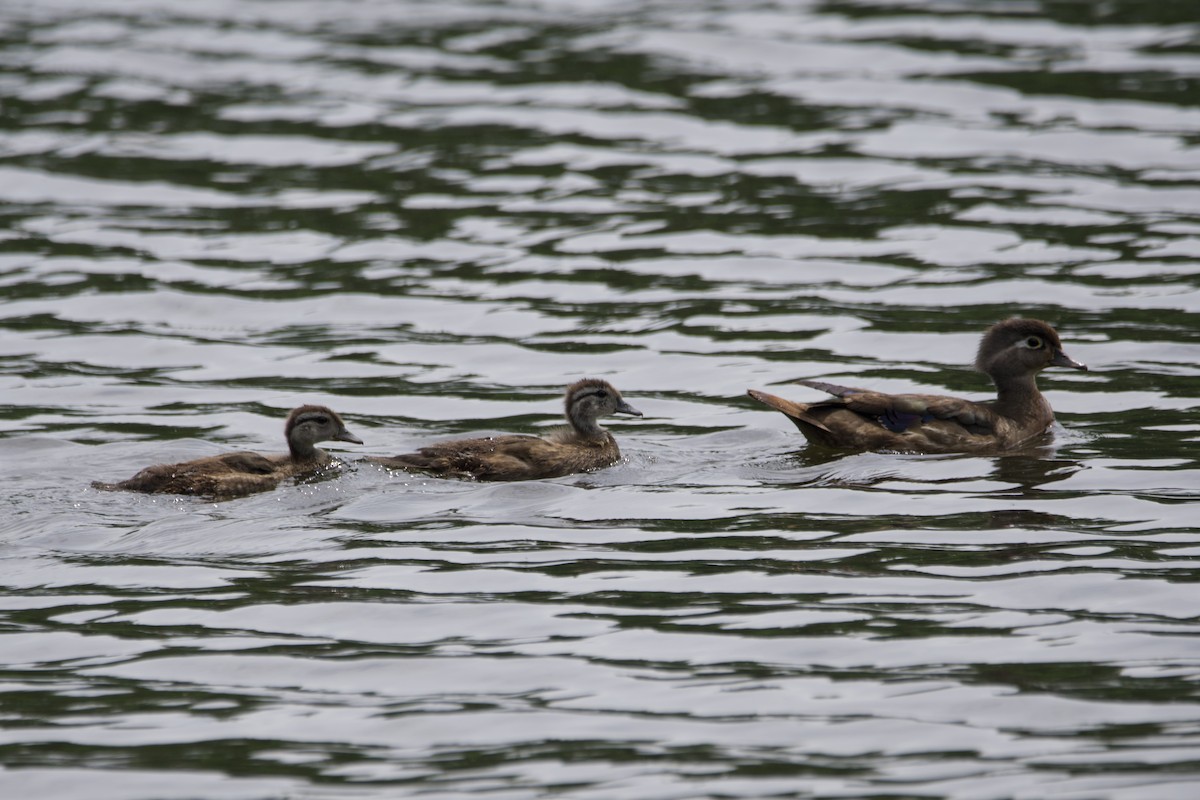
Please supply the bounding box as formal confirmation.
[2,0,1200,797]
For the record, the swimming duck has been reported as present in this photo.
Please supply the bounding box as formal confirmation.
[368,378,642,481]
[748,318,1087,454]
[92,405,363,500]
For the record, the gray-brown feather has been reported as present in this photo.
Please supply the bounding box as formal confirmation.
[370,430,619,482]
[92,452,289,500]
[368,378,639,481]
[748,318,1085,454]
[92,405,360,500]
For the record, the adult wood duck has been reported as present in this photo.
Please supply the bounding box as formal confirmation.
[92,405,362,501]
[748,319,1087,454]
[367,378,642,481]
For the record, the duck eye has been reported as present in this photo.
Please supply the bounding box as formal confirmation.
[596,390,608,399]
[314,416,329,425]
[1025,336,1043,349]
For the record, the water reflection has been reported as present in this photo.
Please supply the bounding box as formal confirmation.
[991,454,1084,491]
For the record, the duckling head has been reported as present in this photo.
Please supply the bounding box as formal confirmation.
[285,405,363,460]
[563,379,641,438]
[975,319,1087,384]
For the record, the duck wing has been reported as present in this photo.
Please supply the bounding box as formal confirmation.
[202,471,286,500]
[371,435,553,481]
[796,380,999,434]
[372,432,618,482]
[91,450,282,498]
[212,452,278,474]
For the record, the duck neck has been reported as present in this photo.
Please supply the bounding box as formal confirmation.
[567,409,607,441]
[288,440,322,462]
[994,373,1050,424]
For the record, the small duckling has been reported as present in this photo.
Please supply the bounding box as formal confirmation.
[92,405,363,501]
[748,318,1087,454]
[368,378,642,481]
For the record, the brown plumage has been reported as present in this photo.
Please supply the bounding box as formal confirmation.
[748,319,1088,454]
[367,379,642,481]
[91,405,363,501]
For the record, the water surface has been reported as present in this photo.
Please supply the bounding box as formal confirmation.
[2,0,1200,797]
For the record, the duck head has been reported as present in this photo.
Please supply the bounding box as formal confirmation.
[285,405,363,459]
[975,318,1087,383]
[564,379,641,437]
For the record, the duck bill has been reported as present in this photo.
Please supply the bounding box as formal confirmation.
[335,429,365,445]
[1051,349,1088,371]
[614,399,643,417]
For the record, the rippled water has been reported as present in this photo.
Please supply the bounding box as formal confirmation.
[3,0,1200,797]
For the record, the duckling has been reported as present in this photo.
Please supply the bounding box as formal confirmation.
[92,405,363,500]
[368,378,642,481]
[748,318,1087,454]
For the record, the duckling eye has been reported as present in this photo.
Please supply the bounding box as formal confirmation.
[314,416,329,425]
[595,390,608,399]
[1025,336,1043,349]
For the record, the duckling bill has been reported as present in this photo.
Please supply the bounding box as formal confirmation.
[367,378,641,481]
[92,405,362,501]
[748,318,1087,454]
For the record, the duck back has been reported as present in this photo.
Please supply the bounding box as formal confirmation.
[91,452,291,500]
[372,430,620,482]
